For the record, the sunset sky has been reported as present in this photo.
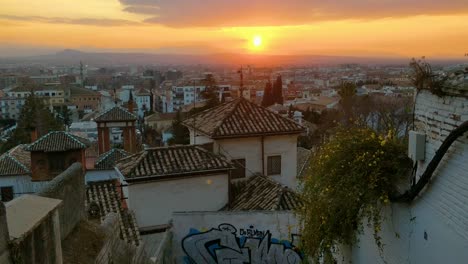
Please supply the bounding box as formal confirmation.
[1,0,468,58]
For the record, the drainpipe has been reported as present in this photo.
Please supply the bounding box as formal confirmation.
[261,136,265,175]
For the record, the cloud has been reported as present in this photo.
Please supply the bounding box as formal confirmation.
[0,15,139,27]
[119,0,468,27]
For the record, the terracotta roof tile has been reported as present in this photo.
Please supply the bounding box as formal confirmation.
[117,145,233,180]
[95,106,137,122]
[183,98,304,138]
[0,145,31,176]
[26,131,90,152]
[86,181,141,246]
[229,175,303,211]
[95,148,130,170]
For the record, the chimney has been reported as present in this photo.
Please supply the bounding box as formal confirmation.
[128,91,134,113]
[30,128,38,142]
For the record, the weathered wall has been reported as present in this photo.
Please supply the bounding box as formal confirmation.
[172,211,303,264]
[125,173,229,229]
[344,89,468,263]
[96,213,150,264]
[37,162,85,240]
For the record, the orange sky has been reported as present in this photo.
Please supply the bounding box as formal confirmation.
[1,0,468,58]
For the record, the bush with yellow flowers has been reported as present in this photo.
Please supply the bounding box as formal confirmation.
[298,126,412,263]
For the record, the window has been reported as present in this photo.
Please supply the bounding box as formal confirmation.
[267,155,281,175]
[231,159,246,179]
[1,186,14,202]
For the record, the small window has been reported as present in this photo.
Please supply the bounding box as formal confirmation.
[267,155,281,175]
[1,186,14,202]
[231,159,246,179]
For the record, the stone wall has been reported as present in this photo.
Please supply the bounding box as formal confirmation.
[343,88,468,263]
[96,213,150,264]
[0,202,12,264]
[172,211,302,264]
[37,162,85,240]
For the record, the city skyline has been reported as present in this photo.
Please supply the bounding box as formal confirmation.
[1,0,468,59]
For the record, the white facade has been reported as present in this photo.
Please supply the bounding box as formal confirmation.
[189,132,299,189]
[121,173,229,229]
[340,89,468,263]
[0,175,48,200]
[135,93,151,118]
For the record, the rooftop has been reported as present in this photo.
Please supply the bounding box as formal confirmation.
[0,144,31,176]
[86,181,141,246]
[70,86,101,96]
[183,98,304,139]
[26,131,91,152]
[94,106,137,122]
[229,175,303,211]
[117,145,233,181]
[94,148,130,170]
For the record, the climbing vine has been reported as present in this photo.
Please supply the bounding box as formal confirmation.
[298,126,412,263]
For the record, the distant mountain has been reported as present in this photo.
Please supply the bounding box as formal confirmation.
[0,49,464,66]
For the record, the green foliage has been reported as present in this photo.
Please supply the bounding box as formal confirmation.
[338,82,357,124]
[168,110,189,145]
[273,75,284,105]
[0,94,64,153]
[299,126,412,262]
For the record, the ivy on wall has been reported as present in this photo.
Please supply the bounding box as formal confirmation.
[298,127,412,263]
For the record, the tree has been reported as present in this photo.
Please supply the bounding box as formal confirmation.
[201,73,220,108]
[272,75,284,105]
[56,105,72,128]
[168,110,189,145]
[261,80,274,107]
[0,93,64,153]
[338,81,357,125]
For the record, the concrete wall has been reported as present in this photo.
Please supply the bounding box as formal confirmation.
[124,173,229,229]
[37,162,85,240]
[343,89,468,263]
[171,211,303,264]
[96,213,150,264]
[214,135,299,189]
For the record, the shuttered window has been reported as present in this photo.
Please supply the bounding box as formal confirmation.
[267,155,281,175]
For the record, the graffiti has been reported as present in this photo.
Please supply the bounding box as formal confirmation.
[182,223,302,264]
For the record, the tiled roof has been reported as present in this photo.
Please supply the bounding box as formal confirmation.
[94,106,137,122]
[26,131,90,152]
[86,181,141,246]
[297,147,312,178]
[229,175,303,211]
[0,145,31,176]
[70,86,100,96]
[95,148,130,170]
[117,145,233,180]
[183,98,304,138]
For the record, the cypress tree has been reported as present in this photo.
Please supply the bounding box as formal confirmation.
[261,80,274,107]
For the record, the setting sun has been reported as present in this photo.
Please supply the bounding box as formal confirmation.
[253,36,262,47]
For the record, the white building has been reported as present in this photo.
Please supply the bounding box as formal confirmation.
[134,88,151,118]
[116,145,233,231]
[183,98,305,189]
[0,145,48,202]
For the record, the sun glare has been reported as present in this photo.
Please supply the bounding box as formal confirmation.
[253,36,262,47]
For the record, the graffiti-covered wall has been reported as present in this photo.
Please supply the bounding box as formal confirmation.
[172,211,304,264]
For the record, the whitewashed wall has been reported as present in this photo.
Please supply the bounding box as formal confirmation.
[188,131,299,189]
[171,211,303,264]
[0,175,49,199]
[343,90,468,263]
[124,173,229,229]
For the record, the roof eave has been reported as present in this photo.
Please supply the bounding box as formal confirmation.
[212,130,304,139]
[124,168,233,184]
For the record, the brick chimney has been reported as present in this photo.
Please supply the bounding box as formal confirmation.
[128,91,134,113]
[30,128,38,142]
